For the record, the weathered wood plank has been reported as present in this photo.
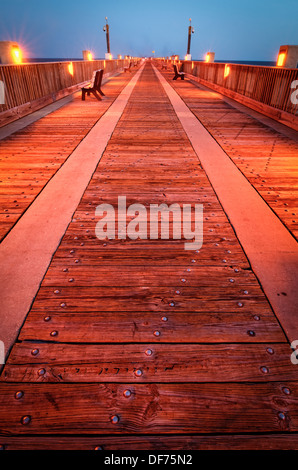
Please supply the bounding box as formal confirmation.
[19,311,285,343]
[2,343,296,383]
[29,286,274,313]
[1,434,298,450]
[42,265,259,287]
[0,382,297,434]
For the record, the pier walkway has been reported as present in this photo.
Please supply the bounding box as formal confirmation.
[0,61,298,449]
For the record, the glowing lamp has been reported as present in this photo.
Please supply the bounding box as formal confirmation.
[224,64,230,78]
[87,52,93,61]
[277,52,286,67]
[12,46,22,64]
[68,62,74,76]
[205,53,210,63]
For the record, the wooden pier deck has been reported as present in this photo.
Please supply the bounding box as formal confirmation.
[0,61,298,450]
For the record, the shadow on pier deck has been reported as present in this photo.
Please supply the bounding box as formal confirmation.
[0,61,298,450]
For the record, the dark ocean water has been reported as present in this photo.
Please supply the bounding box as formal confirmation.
[24,58,276,67]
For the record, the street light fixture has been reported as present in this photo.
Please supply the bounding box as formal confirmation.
[103,16,112,59]
[186,18,194,60]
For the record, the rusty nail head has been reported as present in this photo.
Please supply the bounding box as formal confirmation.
[154,330,161,337]
[260,366,269,374]
[135,369,142,377]
[50,331,58,337]
[94,446,103,450]
[254,315,260,321]
[31,348,39,356]
[111,415,119,424]
[145,349,153,356]
[247,330,255,337]
[21,416,31,425]
[15,391,24,400]
[44,316,51,322]
[266,347,274,355]
[278,412,286,420]
[38,368,46,376]
[123,389,131,398]
[161,316,168,322]
[282,387,291,395]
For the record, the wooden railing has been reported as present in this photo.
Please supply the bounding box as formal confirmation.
[158,59,298,129]
[0,59,130,126]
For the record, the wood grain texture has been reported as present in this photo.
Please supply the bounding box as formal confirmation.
[0,382,297,434]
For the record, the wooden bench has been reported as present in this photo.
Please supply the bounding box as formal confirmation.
[81,69,105,101]
[124,62,132,73]
[173,64,185,80]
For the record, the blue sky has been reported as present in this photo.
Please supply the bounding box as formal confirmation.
[0,0,297,61]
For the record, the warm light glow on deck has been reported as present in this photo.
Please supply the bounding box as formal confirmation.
[12,46,22,64]
[277,52,286,67]
[224,64,230,78]
[68,62,74,76]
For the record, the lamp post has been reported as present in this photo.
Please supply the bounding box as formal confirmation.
[186,18,194,60]
[103,16,111,59]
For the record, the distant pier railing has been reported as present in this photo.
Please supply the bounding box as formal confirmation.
[161,59,298,130]
[0,59,130,127]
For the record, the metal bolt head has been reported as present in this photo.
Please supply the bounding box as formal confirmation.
[153,330,161,337]
[38,368,46,376]
[54,289,60,294]
[145,349,153,356]
[254,315,260,321]
[169,302,175,307]
[0,445,4,450]
[247,330,255,337]
[266,347,274,355]
[161,316,168,322]
[21,415,31,425]
[60,302,66,308]
[282,387,291,395]
[50,330,58,337]
[134,369,142,377]
[94,446,103,450]
[244,290,249,295]
[175,290,180,295]
[278,412,286,420]
[44,316,51,322]
[15,391,24,400]
[229,279,235,283]
[181,278,186,283]
[237,302,243,307]
[31,348,39,356]
[123,389,131,398]
[110,415,119,424]
[63,268,68,272]
[260,366,269,374]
